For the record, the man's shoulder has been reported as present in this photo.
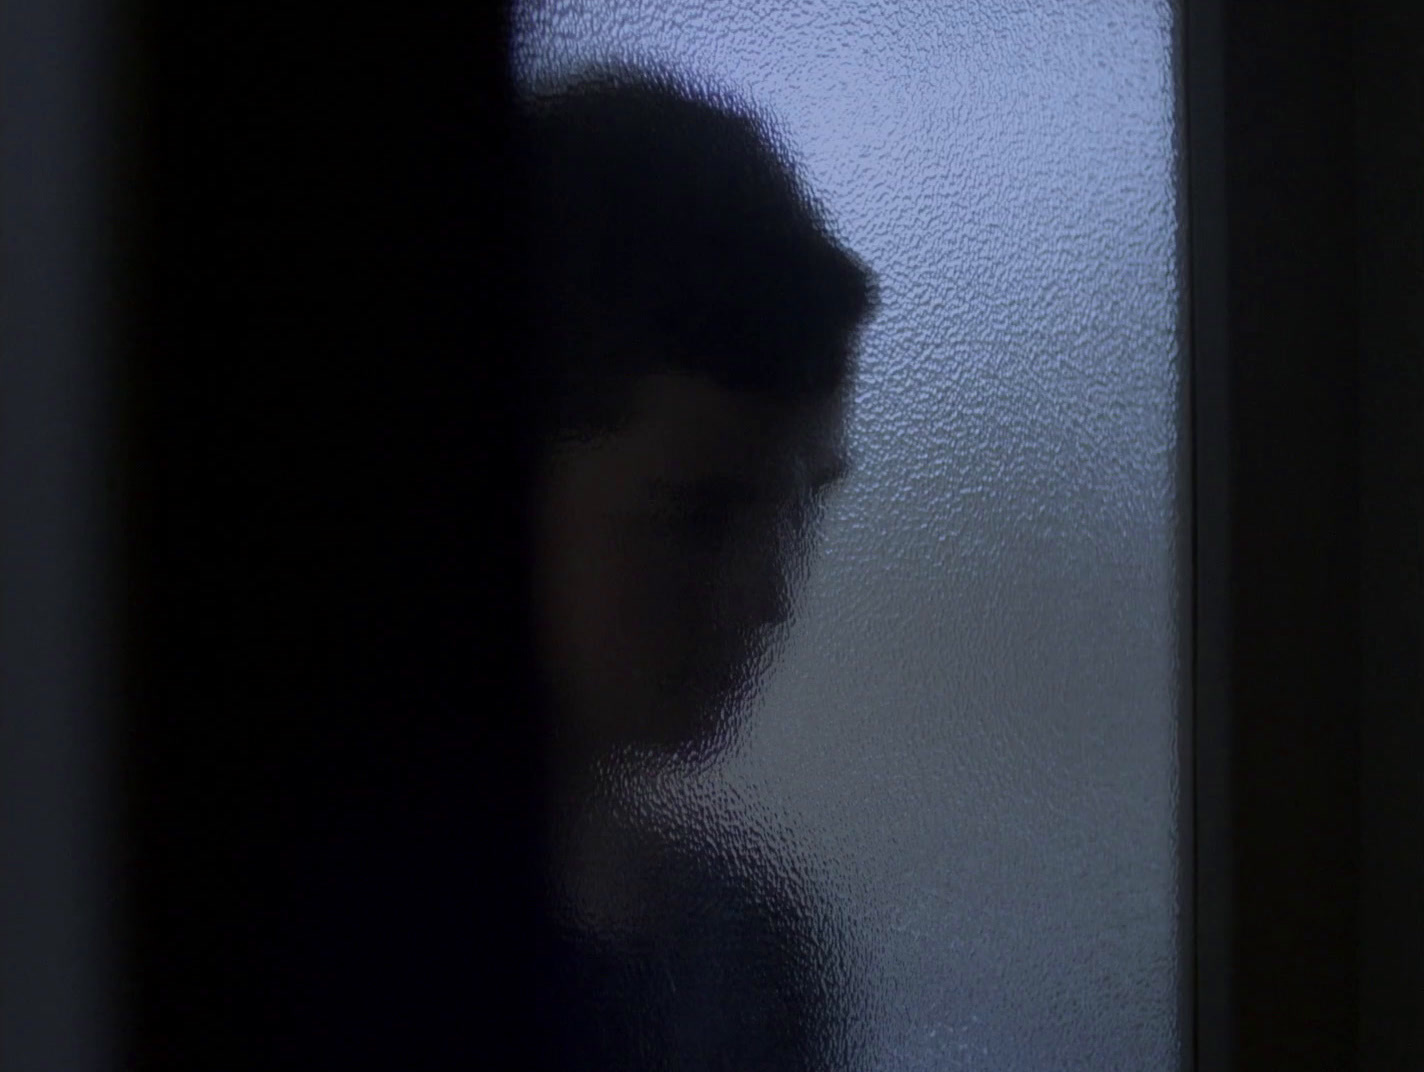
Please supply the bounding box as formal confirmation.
[546,804,874,1069]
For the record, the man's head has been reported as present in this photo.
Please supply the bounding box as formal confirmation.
[521,70,877,761]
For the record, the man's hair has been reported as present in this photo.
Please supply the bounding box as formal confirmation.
[519,69,878,440]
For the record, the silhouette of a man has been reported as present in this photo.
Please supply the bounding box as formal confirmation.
[522,70,878,1071]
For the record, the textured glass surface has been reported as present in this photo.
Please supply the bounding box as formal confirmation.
[517,3,1185,1069]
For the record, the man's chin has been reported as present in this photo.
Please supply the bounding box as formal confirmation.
[634,685,749,763]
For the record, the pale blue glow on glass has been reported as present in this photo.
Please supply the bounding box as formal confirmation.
[516,3,1184,1068]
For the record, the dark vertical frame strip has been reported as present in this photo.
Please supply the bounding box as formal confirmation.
[1189,1,1363,1068]
[1226,3,1360,1067]
[0,0,117,1064]
[118,2,540,1067]
[1355,0,1424,1066]
[1183,0,1231,1068]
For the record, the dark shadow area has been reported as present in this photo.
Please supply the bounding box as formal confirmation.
[119,2,545,1067]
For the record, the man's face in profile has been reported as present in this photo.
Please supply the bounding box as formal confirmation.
[534,371,850,759]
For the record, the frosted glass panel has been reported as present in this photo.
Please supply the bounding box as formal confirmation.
[518,2,1185,1069]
